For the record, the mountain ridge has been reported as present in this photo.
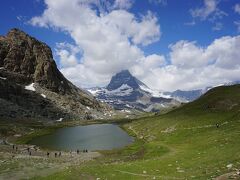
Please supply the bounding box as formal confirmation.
[0,28,110,121]
[88,70,180,112]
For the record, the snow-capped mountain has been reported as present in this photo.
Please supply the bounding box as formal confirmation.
[87,70,180,112]
[87,70,240,112]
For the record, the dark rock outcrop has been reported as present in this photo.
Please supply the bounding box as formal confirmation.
[0,28,110,121]
[0,28,70,93]
[107,70,140,91]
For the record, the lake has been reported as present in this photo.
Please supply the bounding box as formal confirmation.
[28,124,134,151]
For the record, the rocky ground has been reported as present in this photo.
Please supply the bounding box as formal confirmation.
[0,143,100,179]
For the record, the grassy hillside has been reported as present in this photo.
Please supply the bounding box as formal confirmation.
[31,85,240,179]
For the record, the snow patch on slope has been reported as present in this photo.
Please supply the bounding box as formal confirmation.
[25,83,36,91]
[106,84,133,96]
[88,88,102,96]
[0,77,7,80]
[139,84,171,98]
[41,94,46,98]
[56,118,63,122]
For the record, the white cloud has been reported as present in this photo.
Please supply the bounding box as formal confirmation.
[30,0,160,87]
[112,0,133,10]
[206,36,240,69]
[30,0,240,91]
[191,0,217,20]
[142,54,166,69]
[190,0,227,21]
[234,3,240,14]
[169,40,208,68]
[169,35,240,70]
[131,35,240,91]
[55,43,82,68]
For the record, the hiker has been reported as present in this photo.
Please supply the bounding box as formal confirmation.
[86,149,88,153]
[216,123,219,128]
[47,152,50,157]
[58,152,61,157]
[3,140,7,145]
[77,149,79,154]
[55,152,57,158]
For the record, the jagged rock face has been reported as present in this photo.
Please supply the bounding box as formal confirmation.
[0,28,110,121]
[0,28,70,93]
[107,70,140,91]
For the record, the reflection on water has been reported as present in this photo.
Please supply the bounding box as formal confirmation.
[29,124,134,151]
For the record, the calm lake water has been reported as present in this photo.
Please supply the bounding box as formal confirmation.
[29,124,134,151]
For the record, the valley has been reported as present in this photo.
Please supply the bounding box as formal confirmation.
[36,85,240,179]
[0,27,240,180]
[0,85,240,179]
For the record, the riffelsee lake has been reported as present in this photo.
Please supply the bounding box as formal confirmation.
[29,124,134,151]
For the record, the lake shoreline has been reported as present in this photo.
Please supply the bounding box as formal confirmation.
[27,124,134,151]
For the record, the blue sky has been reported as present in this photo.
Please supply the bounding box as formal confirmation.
[1,0,240,91]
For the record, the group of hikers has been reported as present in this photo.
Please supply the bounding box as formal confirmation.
[12,144,88,158]
[46,149,88,158]
[12,144,34,156]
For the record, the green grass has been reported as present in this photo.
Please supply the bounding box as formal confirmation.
[34,85,240,179]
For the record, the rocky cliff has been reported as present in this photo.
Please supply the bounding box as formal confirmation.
[0,28,110,121]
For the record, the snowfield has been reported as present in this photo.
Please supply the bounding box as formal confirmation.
[139,84,171,98]
[25,83,36,91]
[0,77,7,80]
[41,94,46,98]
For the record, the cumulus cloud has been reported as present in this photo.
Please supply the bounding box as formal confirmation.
[169,40,208,68]
[30,0,161,87]
[55,43,82,68]
[143,35,240,90]
[30,0,240,91]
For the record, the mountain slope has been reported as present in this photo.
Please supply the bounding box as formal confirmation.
[0,28,109,121]
[47,85,240,179]
[88,70,180,112]
[172,84,240,115]
[106,70,140,90]
[164,81,240,102]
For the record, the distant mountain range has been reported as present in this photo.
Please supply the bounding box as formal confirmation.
[0,28,109,121]
[87,70,240,112]
[164,80,240,102]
